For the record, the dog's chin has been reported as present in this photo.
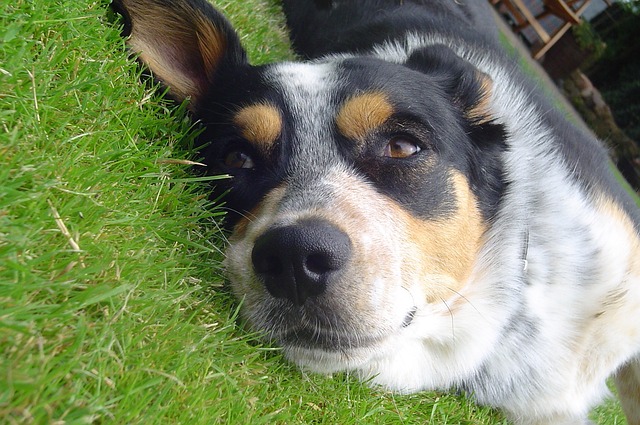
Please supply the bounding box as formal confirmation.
[253,302,420,375]
[281,341,384,374]
[273,313,417,374]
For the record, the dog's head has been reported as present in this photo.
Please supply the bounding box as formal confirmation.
[114,0,506,373]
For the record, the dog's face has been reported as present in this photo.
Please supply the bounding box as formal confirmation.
[115,0,505,372]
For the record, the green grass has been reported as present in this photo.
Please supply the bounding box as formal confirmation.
[0,1,627,424]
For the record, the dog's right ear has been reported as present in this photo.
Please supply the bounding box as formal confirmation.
[111,0,248,111]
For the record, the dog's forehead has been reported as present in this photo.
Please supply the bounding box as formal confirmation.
[258,60,422,149]
[256,62,340,176]
[262,59,409,122]
[262,57,421,109]
[264,61,340,133]
[266,62,339,106]
[257,58,453,142]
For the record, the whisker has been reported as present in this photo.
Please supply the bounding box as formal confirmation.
[439,297,455,345]
[444,286,485,319]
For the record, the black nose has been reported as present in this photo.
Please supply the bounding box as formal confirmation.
[251,219,352,306]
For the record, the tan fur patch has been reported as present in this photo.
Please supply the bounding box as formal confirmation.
[573,195,640,397]
[596,196,640,277]
[232,186,287,240]
[336,92,394,142]
[401,171,487,301]
[466,72,494,124]
[195,15,227,79]
[233,104,283,150]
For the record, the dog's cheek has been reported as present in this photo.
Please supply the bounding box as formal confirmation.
[397,171,487,303]
[316,169,487,321]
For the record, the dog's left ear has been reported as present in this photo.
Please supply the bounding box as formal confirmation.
[406,45,494,125]
[112,0,248,111]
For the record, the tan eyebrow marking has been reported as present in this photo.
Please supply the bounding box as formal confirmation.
[336,92,394,142]
[466,72,494,124]
[233,103,283,150]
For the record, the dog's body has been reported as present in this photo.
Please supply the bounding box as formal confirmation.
[113,0,640,423]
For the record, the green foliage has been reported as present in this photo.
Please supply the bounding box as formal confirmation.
[621,0,640,16]
[600,70,640,141]
[572,22,605,62]
[588,3,640,143]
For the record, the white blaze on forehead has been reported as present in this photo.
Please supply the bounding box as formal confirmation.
[266,62,339,138]
[269,61,337,86]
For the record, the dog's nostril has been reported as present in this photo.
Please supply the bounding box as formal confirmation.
[305,252,334,275]
[251,219,352,306]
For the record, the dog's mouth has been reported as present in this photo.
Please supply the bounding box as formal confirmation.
[277,328,384,351]
[266,306,419,352]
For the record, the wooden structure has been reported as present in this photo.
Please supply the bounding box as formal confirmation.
[491,0,592,59]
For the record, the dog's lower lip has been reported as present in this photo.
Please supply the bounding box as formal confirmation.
[274,308,418,350]
[277,328,383,351]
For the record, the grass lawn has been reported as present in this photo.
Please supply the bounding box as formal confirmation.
[0,0,628,424]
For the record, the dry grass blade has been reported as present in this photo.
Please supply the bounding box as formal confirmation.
[157,158,207,167]
[47,198,86,268]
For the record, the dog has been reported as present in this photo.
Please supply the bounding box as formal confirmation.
[112,0,640,423]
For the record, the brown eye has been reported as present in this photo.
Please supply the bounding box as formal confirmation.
[383,137,421,158]
[224,150,255,169]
